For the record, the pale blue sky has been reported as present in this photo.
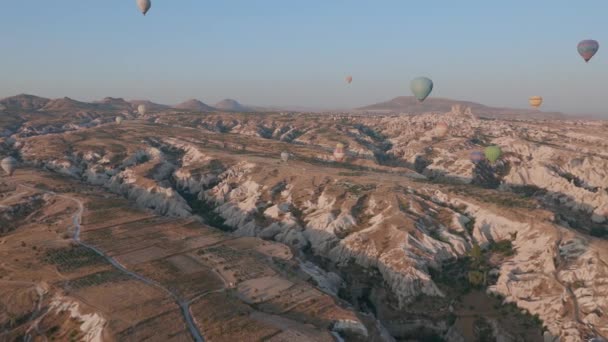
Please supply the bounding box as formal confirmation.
[1,1,607,115]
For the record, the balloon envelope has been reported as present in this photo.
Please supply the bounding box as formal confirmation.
[136,0,151,15]
[281,152,289,162]
[410,77,433,102]
[334,143,345,161]
[577,40,599,62]
[115,116,124,125]
[1,157,17,176]
[470,151,484,163]
[346,76,353,84]
[137,104,146,115]
[529,96,543,109]
[484,146,502,163]
[435,122,449,137]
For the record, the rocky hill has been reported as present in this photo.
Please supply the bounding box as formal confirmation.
[2,101,607,341]
[0,94,50,111]
[214,99,252,112]
[129,99,170,112]
[174,99,216,112]
[358,96,569,119]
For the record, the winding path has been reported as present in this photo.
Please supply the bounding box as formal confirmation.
[19,184,205,342]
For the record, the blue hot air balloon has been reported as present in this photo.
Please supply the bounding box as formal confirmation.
[411,77,433,102]
[577,40,599,63]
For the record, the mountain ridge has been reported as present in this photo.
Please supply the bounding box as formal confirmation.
[357,96,569,119]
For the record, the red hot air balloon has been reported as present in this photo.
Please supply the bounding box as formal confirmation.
[346,76,353,84]
[578,40,599,63]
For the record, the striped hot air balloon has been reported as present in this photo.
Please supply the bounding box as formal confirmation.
[529,96,543,109]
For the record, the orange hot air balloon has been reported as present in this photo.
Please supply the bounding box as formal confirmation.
[529,96,543,109]
[435,122,449,137]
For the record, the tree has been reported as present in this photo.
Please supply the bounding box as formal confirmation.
[469,244,482,267]
[468,270,486,287]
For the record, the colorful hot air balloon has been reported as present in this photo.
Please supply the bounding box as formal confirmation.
[138,104,147,116]
[484,146,502,163]
[411,77,433,102]
[470,151,484,163]
[281,152,289,162]
[1,157,17,176]
[577,40,599,63]
[115,116,124,125]
[435,122,449,137]
[346,76,353,84]
[136,0,151,16]
[529,96,543,109]
[334,143,346,162]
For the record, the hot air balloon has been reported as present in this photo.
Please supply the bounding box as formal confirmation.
[435,122,449,137]
[1,157,17,176]
[577,40,599,63]
[484,146,502,164]
[115,116,124,125]
[138,104,147,116]
[470,151,484,163]
[334,143,346,162]
[281,152,290,162]
[529,96,543,109]
[346,76,353,84]
[410,77,433,102]
[136,0,151,16]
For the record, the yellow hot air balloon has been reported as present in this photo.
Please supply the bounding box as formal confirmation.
[529,96,543,109]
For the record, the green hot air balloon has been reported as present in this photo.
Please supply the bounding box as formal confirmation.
[484,146,502,163]
[411,77,433,102]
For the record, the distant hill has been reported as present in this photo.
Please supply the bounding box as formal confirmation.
[41,97,98,112]
[174,99,215,112]
[129,100,170,112]
[94,97,134,112]
[0,94,50,111]
[214,99,252,112]
[357,96,568,119]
